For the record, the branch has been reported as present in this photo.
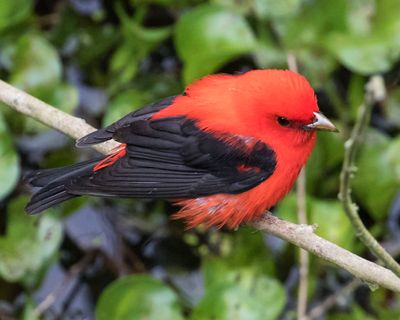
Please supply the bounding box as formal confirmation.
[250,215,400,292]
[1,80,400,292]
[338,75,400,278]
[287,52,309,319]
[306,278,362,320]
[0,80,118,154]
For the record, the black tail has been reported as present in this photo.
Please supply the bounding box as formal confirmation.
[25,157,102,214]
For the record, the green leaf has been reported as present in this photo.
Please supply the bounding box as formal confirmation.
[275,0,348,49]
[253,0,303,20]
[306,132,344,196]
[310,200,354,250]
[0,196,62,286]
[110,24,171,85]
[278,194,354,250]
[174,5,256,84]
[96,275,184,320]
[10,34,62,91]
[326,35,398,74]
[206,229,275,278]
[326,0,400,74]
[192,266,285,320]
[110,6,171,89]
[0,112,19,200]
[353,130,399,220]
[0,0,32,32]
[192,229,284,320]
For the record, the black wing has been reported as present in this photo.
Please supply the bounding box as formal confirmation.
[76,95,178,147]
[66,117,277,199]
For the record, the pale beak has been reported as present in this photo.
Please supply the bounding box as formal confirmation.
[304,112,338,132]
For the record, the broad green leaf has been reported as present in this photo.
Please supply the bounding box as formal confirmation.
[293,49,338,86]
[278,195,354,250]
[0,196,62,286]
[96,275,184,320]
[10,34,62,91]
[326,35,398,75]
[253,0,302,20]
[202,229,275,285]
[192,266,285,320]
[110,5,171,89]
[0,0,32,32]
[174,5,256,83]
[110,24,171,85]
[275,0,347,49]
[0,113,19,200]
[193,229,283,320]
[353,130,399,220]
[270,0,345,83]
[306,132,344,196]
[326,0,400,74]
[310,200,354,250]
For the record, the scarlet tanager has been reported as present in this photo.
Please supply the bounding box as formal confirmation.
[26,69,337,228]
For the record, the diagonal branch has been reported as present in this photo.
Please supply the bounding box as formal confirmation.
[338,75,400,278]
[0,80,118,154]
[1,79,400,292]
[249,215,400,292]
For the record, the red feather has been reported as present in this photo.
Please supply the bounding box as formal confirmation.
[26,69,337,229]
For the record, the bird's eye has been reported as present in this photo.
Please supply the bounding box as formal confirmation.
[277,117,290,127]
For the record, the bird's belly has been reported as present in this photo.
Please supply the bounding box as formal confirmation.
[172,154,304,229]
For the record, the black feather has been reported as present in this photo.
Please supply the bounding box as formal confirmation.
[26,113,277,214]
[76,96,177,147]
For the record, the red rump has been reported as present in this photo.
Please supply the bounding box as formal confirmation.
[93,144,127,172]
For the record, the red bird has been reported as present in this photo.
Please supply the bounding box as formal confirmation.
[26,70,337,228]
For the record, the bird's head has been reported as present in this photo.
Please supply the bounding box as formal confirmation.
[159,69,337,150]
[235,69,337,148]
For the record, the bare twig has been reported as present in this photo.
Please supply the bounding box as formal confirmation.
[250,214,400,292]
[33,253,94,317]
[0,80,118,154]
[1,80,400,292]
[296,170,309,320]
[306,279,362,320]
[287,52,309,320]
[338,75,400,278]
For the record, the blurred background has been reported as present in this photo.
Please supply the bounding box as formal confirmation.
[0,0,400,319]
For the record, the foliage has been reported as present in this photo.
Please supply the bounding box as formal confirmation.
[0,0,400,319]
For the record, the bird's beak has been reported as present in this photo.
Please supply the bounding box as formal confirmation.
[304,112,338,132]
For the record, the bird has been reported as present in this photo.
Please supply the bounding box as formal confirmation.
[25,69,337,229]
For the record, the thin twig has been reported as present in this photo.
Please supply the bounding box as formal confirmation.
[33,253,94,317]
[250,214,400,292]
[287,52,310,320]
[338,75,400,278]
[306,279,362,320]
[297,170,309,320]
[0,80,118,154]
[1,80,400,292]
